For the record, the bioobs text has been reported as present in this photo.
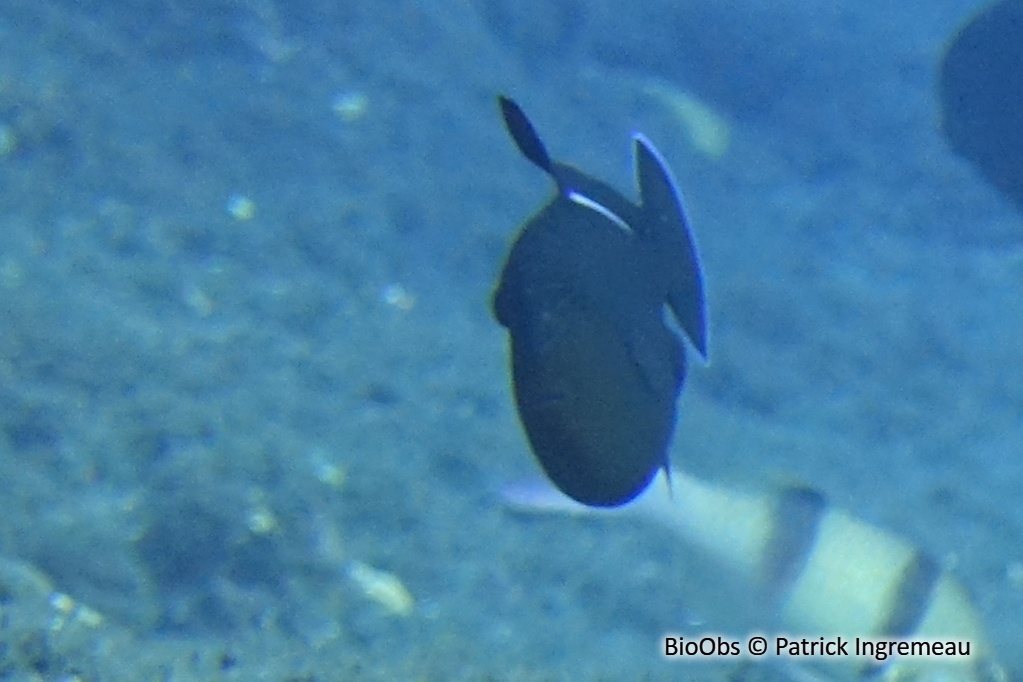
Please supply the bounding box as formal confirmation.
[664,636,740,658]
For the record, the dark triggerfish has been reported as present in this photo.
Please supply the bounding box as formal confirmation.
[492,96,708,508]
[939,0,1023,209]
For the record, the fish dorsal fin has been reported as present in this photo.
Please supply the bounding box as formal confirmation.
[552,162,638,233]
[634,134,709,360]
[499,96,639,233]
[499,96,559,180]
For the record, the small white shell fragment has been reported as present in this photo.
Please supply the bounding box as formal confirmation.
[48,591,105,632]
[381,283,415,311]
[347,560,414,617]
[226,194,256,221]
[332,91,369,123]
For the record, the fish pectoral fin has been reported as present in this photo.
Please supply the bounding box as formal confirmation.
[634,134,709,361]
[627,328,685,399]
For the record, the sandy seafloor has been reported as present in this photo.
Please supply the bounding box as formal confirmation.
[0,0,1021,680]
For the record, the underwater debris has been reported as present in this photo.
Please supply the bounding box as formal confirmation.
[347,560,414,618]
[48,591,104,632]
[0,556,104,634]
[245,506,279,536]
[226,194,256,221]
[314,462,348,489]
[380,283,416,311]
[332,91,369,123]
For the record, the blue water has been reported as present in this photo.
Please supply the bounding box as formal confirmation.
[0,0,1019,679]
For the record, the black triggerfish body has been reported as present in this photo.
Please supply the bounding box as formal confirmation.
[492,96,708,507]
